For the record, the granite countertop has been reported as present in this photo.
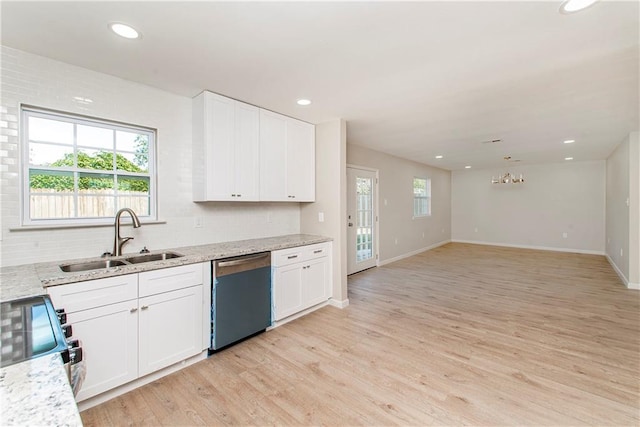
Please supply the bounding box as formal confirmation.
[0,233,332,426]
[0,354,82,426]
[0,233,331,301]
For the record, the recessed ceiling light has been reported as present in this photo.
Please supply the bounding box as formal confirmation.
[565,157,574,161]
[435,155,443,159]
[296,99,311,106]
[564,139,575,144]
[465,165,472,169]
[109,23,140,39]
[559,0,599,14]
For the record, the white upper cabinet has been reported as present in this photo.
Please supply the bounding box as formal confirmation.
[194,91,315,202]
[260,109,315,202]
[193,91,260,201]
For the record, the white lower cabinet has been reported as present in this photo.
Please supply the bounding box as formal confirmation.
[70,300,138,402]
[272,242,332,322]
[47,263,205,402]
[138,286,202,377]
[273,264,305,320]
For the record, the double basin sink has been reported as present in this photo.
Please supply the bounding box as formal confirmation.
[59,252,183,273]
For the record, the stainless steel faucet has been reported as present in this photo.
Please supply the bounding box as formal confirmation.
[112,208,141,256]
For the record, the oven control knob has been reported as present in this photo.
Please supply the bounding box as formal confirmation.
[62,324,73,338]
[55,309,67,325]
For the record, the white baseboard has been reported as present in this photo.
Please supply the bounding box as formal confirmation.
[451,239,605,256]
[78,350,208,411]
[378,240,451,266]
[328,298,349,309]
[605,254,638,289]
[268,300,332,329]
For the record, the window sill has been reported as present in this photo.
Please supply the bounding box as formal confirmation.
[9,220,167,232]
[412,215,431,220]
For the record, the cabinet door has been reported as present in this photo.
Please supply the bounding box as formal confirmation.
[138,285,203,377]
[70,300,138,402]
[204,92,235,200]
[234,102,260,201]
[286,118,315,201]
[259,109,288,201]
[302,257,329,309]
[273,263,304,321]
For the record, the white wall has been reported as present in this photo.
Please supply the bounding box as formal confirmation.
[346,144,451,264]
[0,46,300,267]
[452,161,605,254]
[606,132,640,288]
[300,120,348,303]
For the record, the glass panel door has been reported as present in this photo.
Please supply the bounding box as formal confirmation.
[356,177,373,262]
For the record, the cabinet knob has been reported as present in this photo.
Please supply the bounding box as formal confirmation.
[237,194,241,197]
[231,194,236,197]
[141,305,149,310]
[130,308,138,313]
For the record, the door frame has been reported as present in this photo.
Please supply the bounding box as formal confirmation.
[346,164,380,274]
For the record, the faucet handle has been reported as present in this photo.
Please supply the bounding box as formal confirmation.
[140,246,150,254]
[101,252,112,258]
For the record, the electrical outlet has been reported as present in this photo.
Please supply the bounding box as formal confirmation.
[474,227,478,233]
[562,232,568,239]
[441,228,445,233]
[318,212,324,222]
[395,238,398,245]
[422,232,425,238]
[384,199,388,206]
[620,248,624,257]
[194,217,203,228]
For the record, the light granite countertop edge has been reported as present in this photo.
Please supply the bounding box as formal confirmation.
[1,233,332,301]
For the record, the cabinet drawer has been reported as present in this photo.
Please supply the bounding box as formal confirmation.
[47,274,138,313]
[139,263,203,297]
[302,242,331,261]
[272,247,305,267]
[272,242,331,267]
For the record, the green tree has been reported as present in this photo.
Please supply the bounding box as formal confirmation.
[133,135,149,170]
[30,151,149,192]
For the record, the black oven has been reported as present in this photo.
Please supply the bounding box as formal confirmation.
[0,295,85,395]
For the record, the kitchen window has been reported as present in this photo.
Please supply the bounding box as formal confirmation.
[413,177,431,218]
[21,106,157,226]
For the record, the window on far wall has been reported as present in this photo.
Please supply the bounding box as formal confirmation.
[21,106,157,226]
[413,177,431,218]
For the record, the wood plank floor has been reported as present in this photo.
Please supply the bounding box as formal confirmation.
[81,243,640,426]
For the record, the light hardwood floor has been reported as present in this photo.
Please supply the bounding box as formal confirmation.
[81,243,640,426]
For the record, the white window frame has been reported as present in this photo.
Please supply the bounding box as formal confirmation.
[413,177,431,218]
[21,106,157,226]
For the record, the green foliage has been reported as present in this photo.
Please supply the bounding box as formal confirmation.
[133,135,149,170]
[30,150,149,192]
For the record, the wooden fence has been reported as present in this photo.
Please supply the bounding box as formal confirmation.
[30,189,149,219]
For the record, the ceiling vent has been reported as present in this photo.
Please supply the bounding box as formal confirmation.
[481,139,502,144]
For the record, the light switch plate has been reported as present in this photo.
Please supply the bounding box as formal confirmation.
[318,212,324,222]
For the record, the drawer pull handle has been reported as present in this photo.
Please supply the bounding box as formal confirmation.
[287,255,298,259]
[141,305,149,310]
[130,308,138,313]
[313,250,323,254]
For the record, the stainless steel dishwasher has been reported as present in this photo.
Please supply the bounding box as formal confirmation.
[210,252,271,351]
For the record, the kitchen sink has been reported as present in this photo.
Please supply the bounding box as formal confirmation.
[59,259,128,272]
[59,252,184,272]
[124,252,183,264]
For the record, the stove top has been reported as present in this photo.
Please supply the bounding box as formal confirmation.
[0,295,67,368]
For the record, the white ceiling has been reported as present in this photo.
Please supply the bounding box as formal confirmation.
[1,1,638,170]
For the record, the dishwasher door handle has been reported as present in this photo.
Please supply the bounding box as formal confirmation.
[217,253,269,268]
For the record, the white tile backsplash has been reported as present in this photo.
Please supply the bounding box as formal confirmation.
[0,46,300,267]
